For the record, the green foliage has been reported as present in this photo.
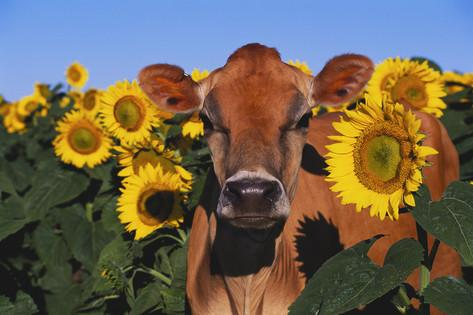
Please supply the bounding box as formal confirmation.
[289,237,423,314]
[0,291,38,315]
[0,84,208,314]
[423,277,473,315]
[410,182,473,266]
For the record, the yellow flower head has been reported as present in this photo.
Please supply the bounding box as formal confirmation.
[100,80,161,146]
[65,62,89,89]
[54,110,112,168]
[116,135,192,190]
[288,60,313,75]
[191,68,210,82]
[181,112,204,139]
[17,94,44,117]
[366,57,447,117]
[325,93,438,220]
[0,102,10,117]
[33,82,51,101]
[441,71,473,98]
[117,163,188,240]
[75,89,103,115]
[3,103,26,133]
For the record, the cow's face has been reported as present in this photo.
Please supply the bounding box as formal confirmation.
[139,43,373,231]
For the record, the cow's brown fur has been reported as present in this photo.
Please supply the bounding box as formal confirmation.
[139,43,461,315]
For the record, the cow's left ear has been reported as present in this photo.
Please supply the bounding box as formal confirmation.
[311,54,374,106]
[138,64,204,113]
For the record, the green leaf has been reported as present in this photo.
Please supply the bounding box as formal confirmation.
[0,196,27,242]
[410,182,473,266]
[169,241,187,289]
[288,236,423,315]
[0,292,38,315]
[4,158,34,193]
[0,160,18,196]
[24,166,89,221]
[44,285,82,315]
[32,222,71,269]
[442,87,473,104]
[440,109,473,141]
[0,296,14,314]
[161,287,186,314]
[424,277,473,315]
[11,292,38,315]
[58,206,114,271]
[129,281,163,315]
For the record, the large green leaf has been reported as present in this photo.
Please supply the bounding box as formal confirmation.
[0,292,38,315]
[57,206,114,271]
[32,222,71,269]
[129,281,164,315]
[24,166,89,221]
[423,277,473,315]
[0,196,27,242]
[289,236,423,315]
[410,182,473,265]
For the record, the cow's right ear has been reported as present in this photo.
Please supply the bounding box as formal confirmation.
[138,64,203,113]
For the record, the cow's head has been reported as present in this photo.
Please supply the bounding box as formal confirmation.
[139,43,373,233]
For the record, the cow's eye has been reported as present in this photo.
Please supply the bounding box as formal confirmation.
[199,113,214,131]
[296,112,311,129]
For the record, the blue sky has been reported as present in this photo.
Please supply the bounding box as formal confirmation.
[1,0,472,100]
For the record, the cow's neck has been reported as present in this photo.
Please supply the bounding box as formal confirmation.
[210,220,299,314]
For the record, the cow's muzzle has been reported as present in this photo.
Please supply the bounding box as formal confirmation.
[217,170,290,229]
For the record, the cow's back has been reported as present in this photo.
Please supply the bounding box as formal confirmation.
[288,111,462,289]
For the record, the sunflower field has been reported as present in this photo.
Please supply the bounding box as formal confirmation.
[0,57,473,315]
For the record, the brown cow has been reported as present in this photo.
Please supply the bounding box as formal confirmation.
[139,43,461,315]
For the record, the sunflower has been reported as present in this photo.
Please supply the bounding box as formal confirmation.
[33,82,51,100]
[66,62,89,89]
[288,60,313,75]
[54,110,112,168]
[116,136,192,190]
[75,89,102,115]
[3,103,26,133]
[191,68,210,82]
[366,57,446,117]
[441,71,473,99]
[100,80,161,145]
[181,112,204,139]
[0,102,10,117]
[117,163,188,240]
[325,94,438,220]
[17,94,44,117]
[182,69,207,138]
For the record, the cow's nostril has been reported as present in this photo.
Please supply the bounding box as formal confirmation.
[224,181,242,203]
[262,181,280,202]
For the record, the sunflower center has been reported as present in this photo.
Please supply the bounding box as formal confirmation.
[392,76,428,109]
[83,90,97,111]
[137,189,175,226]
[354,122,413,194]
[68,66,82,82]
[113,96,144,131]
[364,135,401,182]
[68,126,100,154]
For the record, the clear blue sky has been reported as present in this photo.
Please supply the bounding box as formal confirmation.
[1,0,472,100]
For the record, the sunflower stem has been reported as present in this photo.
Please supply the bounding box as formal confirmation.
[136,267,172,286]
[416,222,430,315]
[177,228,187,242]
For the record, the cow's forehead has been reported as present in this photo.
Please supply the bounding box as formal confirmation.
[204,61,309,128]
[208,73,305,129]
